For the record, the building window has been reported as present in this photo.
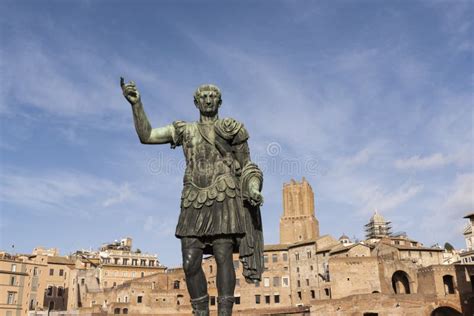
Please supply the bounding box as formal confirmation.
[113,282,117,287]
[235,296,240,305]
[295,253,300,261]
[296,267,299,273]
[59,269,64,276]
[310,265,313,271]
[114,258,119,265]
[283,253,288,261]
[307,250,312,258]
[141,272,145,277]
[210,296,216,306]
[443,275,455,294]
[141,260,146,266]
[137,296,143,303]
[58,287,64,297]
[265,295,270,304]
[264,277,270,287]
[132,272,136,278]
[7,292,15,304]
[33,267,38,276]
[263,255,268,264]
[255,281,260,288]
[209,265,213,273]
[122,308,128,314]
[306,279,310,286]
[132,259,138,266]
[233,260,240,270]
[274,294,280,303]
[49,269,54,276]
[10,276,15,286]
[47,286,53,296]
[311,290,315,299]
[284,266,288,271]
[81,278,85,285]
[282,277,289,287]
[11,264,16,272]
[123,259,128,265]
[124,296,129,303]
[272,254,278,263]
[273,276,280,287]
[255,295,261,304]
[297,280,301,287]
[325,288,330,297]
[173,280,180,289]
[114,308,120,314]
[149,260,155,267]
[297,291,302,300]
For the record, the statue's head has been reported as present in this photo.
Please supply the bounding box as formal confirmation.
[194,84,222,117]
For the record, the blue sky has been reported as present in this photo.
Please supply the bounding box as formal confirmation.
[0,0,472,267]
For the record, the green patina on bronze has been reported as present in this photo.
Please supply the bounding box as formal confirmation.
[121,78,264,316]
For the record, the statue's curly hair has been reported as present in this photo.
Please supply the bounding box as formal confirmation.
[193,84,222,104]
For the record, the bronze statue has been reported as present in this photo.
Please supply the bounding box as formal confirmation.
[121,78,264,316]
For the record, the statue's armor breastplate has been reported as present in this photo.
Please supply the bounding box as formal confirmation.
[180,122,238,209]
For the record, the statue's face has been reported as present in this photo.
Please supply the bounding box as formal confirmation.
[195,90,221,116]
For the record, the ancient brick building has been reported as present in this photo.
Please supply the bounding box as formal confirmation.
[5,180,472,315]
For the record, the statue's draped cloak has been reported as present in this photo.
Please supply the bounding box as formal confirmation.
[170,118,264,283]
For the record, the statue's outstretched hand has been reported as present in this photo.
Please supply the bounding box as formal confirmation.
[120,77,141,105]
[249,188,264,207]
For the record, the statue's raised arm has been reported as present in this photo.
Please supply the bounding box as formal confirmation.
[120,77,174,145]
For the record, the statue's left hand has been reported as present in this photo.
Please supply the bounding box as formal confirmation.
[249,188,264,207]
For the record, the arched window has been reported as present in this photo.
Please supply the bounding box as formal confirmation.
[431,306,462,316]
[392,271,411,294]
[122,308,128,314]
[114,308,120,314]
[442,275,455,294]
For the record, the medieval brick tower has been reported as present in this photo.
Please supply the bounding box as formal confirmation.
[280,178,320,244]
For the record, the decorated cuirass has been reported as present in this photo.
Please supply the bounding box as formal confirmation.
[176,121,240,210]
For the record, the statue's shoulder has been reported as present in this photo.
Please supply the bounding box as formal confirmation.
[215,117,249,145]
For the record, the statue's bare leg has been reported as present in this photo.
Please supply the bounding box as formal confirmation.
[181,238,208,315]
[213,237,235,315]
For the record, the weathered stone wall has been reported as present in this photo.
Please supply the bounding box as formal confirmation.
[310,293,462,316]
[329,257,382,299]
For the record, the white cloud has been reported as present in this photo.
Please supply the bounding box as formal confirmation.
[0,169,137,217]
[420,173,474,245]
[354,183,424,215]
[443,173,474,215]
[395,149,471,170]
[103,183,132,207]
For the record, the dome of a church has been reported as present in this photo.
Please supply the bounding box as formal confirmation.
[339,234,350,241]
[370,210,386,223]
